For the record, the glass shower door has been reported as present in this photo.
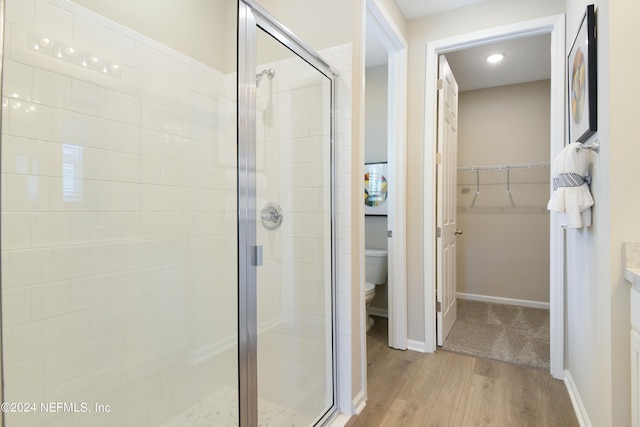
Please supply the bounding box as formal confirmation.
[254,28,334,425]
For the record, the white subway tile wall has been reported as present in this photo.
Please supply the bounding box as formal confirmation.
[1,0,237,426]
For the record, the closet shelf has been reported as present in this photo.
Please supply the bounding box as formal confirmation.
[457,163,550,211]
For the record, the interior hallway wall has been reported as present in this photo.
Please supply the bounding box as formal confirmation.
[405,0,565,347]
[563,0,640,425]
[456,80,550,304]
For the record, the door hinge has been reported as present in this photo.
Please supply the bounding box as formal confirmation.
[437,78,444,90]
[436,153,442,165]
[387,230,393,238]
[436,301,442,313]
[436,227,441,238]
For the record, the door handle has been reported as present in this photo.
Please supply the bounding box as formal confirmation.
[455,229,463,236]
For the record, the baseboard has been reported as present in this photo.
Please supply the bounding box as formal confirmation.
[457,292,550,310]
[408,339,430,353]
[352,390,366,415]
[564,370,592,427]
[369,307,388,318]
[327,413,351,427]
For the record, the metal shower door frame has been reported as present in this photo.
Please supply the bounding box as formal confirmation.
[237,1,339,426]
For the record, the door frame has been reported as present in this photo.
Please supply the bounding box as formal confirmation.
[422,14,566,379]
[364,0,409,352]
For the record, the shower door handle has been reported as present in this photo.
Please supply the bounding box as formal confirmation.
[252,245,263,266]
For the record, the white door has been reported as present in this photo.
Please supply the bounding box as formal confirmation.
[436,55,459,346]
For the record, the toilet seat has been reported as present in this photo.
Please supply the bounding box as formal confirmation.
[365,282,376,295]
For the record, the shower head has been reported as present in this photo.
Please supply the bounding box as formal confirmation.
[256,68,275,87]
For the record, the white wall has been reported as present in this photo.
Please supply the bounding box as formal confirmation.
[456,81,550,304]
[405,0,565,346]
[563,0,640,425]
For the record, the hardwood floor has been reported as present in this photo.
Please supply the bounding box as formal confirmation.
[344,316,578,427]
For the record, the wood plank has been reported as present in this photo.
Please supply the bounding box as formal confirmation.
[473,357,504,380]
[461,374,506,426]
[502,362,543,427]
[420,351,476,426]
[531,368,580,426]
[379,398,430,427]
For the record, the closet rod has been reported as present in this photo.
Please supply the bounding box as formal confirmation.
[457,162,550,172]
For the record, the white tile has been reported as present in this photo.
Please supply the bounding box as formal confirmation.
[70,212,105,243]
[34,0,73,42]
[1,136,30,174]
[49,177,87,212]
[106,30,136,66]
[73,338,107,377]
[87,116,113,150]
[3,60,33,102]
[31,212,71,247]
[118,123,142,154]
[32,68,73,108]
[8,98,52,140]
[82,147,107,180]
[85,180,119,212]
[73,15,107,58]
[4,321,44,365]
[51,109,89,146]
[71,79,105,117]
[31,140,63,177]
[48,311,91,352]
[5,0,35,28]
[3,360,35,401]
[103,212,136,241]
[134,43,164,78]
[90,303,125,339]
[105,89,140,125]
[1,211,31,250]
[43,348,74,388]
[8,248,53,288]
[8,24,53,70]
[106,151,140,182]
[31,280,72,319]
[2,287,32,326]
[52,245,89,280]
[118,182,143,211]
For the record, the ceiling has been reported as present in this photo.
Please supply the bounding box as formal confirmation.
[365,0,552,91]
[395,0,488,20]
[443,34,551,92]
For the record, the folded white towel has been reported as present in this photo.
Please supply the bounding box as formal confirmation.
[547,142,594,228]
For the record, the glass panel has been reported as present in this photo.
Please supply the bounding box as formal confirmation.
[1,1,238,426]
[255,28,333,425]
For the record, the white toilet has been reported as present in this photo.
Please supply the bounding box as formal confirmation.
[365,248,388,331]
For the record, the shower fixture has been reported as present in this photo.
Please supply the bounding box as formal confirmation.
[256,68,275,86]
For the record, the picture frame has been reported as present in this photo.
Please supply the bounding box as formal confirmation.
[364,162,388,216]
[568,4,597,143]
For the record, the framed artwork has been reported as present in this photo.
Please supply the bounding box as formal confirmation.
[364,162,388,216]
[568,4,597,143]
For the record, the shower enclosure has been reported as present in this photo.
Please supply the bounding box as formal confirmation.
[0,0,338,426]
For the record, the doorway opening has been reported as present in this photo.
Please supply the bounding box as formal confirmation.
[424,15,566,379]
[363,0,408,357]
[437,35,553,370]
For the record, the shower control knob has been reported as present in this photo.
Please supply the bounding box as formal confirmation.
[260,203,283,230]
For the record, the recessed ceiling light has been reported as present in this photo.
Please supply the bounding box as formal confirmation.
[486,53,504,63]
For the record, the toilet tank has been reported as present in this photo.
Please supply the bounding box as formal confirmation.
[365,249,388,285]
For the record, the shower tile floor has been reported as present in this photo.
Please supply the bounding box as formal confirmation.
[162,387,313,427]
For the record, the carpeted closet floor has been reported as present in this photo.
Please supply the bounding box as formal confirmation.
[442,299,550,370]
